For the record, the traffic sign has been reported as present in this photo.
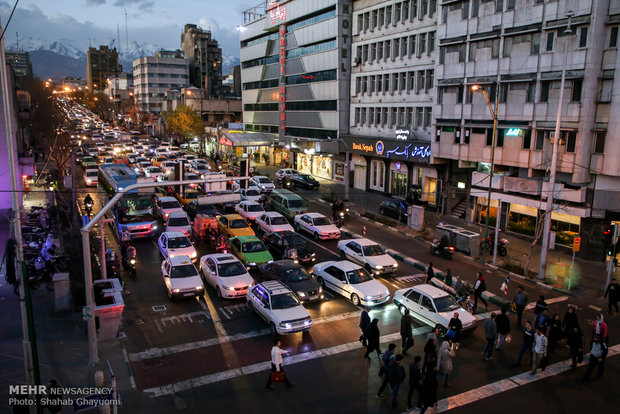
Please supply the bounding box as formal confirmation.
[572,237,581,252]
[82,306,92,320]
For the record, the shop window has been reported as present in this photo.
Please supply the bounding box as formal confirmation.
[594,131,606,154]
[496,129,504,147]
[486,129,493,146]
[565,132,576,153]
[508,211,536,237]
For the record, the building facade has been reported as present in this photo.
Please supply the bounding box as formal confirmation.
[86,46,121,90]
[5,50,32,79]
[132,50,189,114]
[105,72,134,115]
[433,0,620,258]
[346,0,438,202]
[163,87,242,127]
[240,0,353,179]
[181,24,224,97]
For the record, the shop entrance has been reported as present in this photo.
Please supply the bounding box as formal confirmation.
[391,171,408,198]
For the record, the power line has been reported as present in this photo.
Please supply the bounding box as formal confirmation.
[0,0,20,43]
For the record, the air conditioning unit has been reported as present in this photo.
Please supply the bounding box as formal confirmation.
[354,57,361,66]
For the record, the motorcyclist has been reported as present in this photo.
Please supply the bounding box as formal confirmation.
[283,243,298,261]
[332,199,344,220]
[439,235,450,249]
[84,194,94,215]
[216,234,230,253]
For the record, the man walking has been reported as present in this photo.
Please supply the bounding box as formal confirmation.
[512,286,528,327]
[514,321,535,367]
[604,278,619,316]
[495,307,511,351]
[407,356,423,410]
[401,309,414,354]
[583,335,608,381]
[266,339,295,389]
[426,263,435,283]
[377,343,397,399]
[473,272,488,313]
[359,307,371,346]
[483,313,497,360]
[531,327,547,374]
[387,354,406,410]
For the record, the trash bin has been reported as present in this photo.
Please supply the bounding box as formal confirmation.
[53,273,70,312]
[452,229,481,256]
[435,223,463,247]
[94,278,124,340]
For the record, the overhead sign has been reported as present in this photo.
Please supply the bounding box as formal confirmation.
[268,0,287,24]
[505,128,523,137]
[347,137,431,163]
[395,128,411,141]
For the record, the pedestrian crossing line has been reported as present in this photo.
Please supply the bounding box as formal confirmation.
[219,308,232,320]
[395,274,425,283]
[403,343,620,413]
[524,295,569,310]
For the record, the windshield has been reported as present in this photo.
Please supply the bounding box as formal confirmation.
[118,196,156,223]
[168,236,192,248]
[313,217,331,226]
[168,217,189,227]
[284,267,311,282]
[229,219,249,229]
[271,216,288,225]
[170,264,197,278]
[161,201,180,209]
[217,262,247,277]
[434,296,460,312]
[346,268,373,284]
[258,178,271,183]
[288,199,306,208]
[247,204,264,212]
[246,190,260,196]
[242,241,266,253]
[271,293,300,309]
[363,244,386,256]
[149,167,162,173]
[86,171,98,177]
[196,205,219,215]
[283,234,305,247]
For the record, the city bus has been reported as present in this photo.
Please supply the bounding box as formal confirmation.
[98,163,159,240]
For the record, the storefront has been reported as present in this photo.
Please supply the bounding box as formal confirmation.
[217,132,278,164]
[351,155,367,190]
[297,153,312,174]
[313,155,333,179]
[390,162,408,198]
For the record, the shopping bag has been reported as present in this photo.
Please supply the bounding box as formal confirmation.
[445,329,456,340]
[270,371,285,382]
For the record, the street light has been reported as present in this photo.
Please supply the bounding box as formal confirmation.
[471,83,499,261]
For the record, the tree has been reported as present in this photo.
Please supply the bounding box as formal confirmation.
[165,105,204,142]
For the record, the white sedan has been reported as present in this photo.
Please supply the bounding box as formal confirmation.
[234,200,265,221]
[166,211,192,237]
[337,238,399,275]
[199,253,255,299]
[250,176,275,192]
[239,186,262,202]
[312,260,390,307]
[255,212,294,234]
[293,213,341,240]
[145,166,165,181]
[275,168,299,181]
[158,231,197,262]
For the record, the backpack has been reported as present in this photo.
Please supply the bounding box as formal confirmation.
[480,280,487,292]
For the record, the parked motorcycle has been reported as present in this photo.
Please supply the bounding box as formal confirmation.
[479,235,509,257]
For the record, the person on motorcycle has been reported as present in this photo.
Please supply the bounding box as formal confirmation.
[216,234,230,252]
[439,235,450,249]
[332,199,344,220]
[283,243,298,261]
[84,194,94,215]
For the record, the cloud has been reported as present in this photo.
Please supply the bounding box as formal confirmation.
[85,0,105,5]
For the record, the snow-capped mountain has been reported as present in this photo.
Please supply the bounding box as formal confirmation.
[6,36,86,60]
[222,55,240,75]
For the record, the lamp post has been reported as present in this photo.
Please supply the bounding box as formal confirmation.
[471,83,500,260]
[539,12,575,280]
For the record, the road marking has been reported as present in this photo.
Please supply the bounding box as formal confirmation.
[525,295,569,310]
[153,318,163,334]
[296,232,340,257]
[395,274,425,284]
[142,325,434,397]
[219,308,232,320]
[198,294,228,338]
[588,305,602,312]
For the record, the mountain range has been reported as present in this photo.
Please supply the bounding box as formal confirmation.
[6,37,240,80]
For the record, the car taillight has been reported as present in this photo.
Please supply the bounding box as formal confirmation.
[449,247,455,251]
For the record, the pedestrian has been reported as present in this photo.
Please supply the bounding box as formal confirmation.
[592,314,608,344]
[436,340,456,387]
[534,308,551,334]
[419,372,438,414]
[448,312,463,343]
[426,325,440,353]
[562,306,579,333]
[266,339,295,389]
[46,379,62,414]
[473,272,488,313]
[566,325,585,369]
[407,356,423,410]
[547,314,563,354]
[512,286,528,327]
[495,307,511,351]
[530,327,548,374]
[582,334,608,381]
[359,307,371,346]
[377,343,397,399]
[364,318,381,360]
[500,276,510,297]
[426,262,435,283]
[422,338,438,374]
[482,312,497,360]
[444,269,453,287]
[401,309,414,354]
[534,295,548,315]
[387,354,406,409]
[604,278,619,316]
[514,321,535,367]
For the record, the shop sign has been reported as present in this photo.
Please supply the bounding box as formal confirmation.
[279,24,286,137]
[335,163,344,176]
[219,137,232,146]
[340,3,351,74]
[505,128,523,137]
[386,144,431,161]
[268,0,287,24]
[395,129,411,141]
[352,142,374,153]
[395,162,401,170]
[349,138,431,163]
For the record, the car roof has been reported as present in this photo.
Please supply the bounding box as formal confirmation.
[159,196,179,202]
[343,238,377,246]
[272,260,302,270]
[162,231,186,238]
[203,253,239,263]
[252,175,269,179]
[258,280,291,295]
[85,168,98,173]
[240,200,261,205]
[304,212,326,218]
[168,255,194,266]
[263,211,284,217]
[411,284,451,299]
[328,260,361,271]
[234,235,261,243]
[168,211,188,218]
[222,214,244,220]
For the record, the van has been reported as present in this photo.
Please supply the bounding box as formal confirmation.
[269,189,307,220]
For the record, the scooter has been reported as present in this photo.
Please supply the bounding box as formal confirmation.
[125,246,137,278]
[479,235,509,257]
[430,239,455,259]
[85,201,93,216]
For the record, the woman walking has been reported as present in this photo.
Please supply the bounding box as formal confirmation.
[422,338,438,374]
[566,325,585,369]
[547,314,563,354]
[364,319,381,360]
[436,340,456,387]
[419,372,438,414]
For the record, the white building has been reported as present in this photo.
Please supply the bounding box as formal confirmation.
[132,50,189,114]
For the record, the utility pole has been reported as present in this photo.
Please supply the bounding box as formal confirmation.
[539,12,574,279]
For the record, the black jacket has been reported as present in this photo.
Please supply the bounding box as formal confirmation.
[401,315,413,338]
[387,361,406,386]
[495,313,510,335]
[359,311,370,330]
[365,323,380,348]
[562,311,579,332]
[409,363,421,388]
[421,374,438,406]
[605,283,620,301]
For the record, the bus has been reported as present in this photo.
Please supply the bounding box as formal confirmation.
[98,163,158,240]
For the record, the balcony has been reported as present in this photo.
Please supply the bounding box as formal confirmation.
[503,177,542,196]
[471,171,504,190]
[541,182,587,203]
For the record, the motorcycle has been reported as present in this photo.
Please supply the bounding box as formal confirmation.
[14,258,54,296]
[479,235,509,257]
[84,201,93,216]
[334,212,345,229]
[430,239,455,259]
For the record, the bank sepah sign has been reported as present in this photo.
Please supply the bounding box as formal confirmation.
[349,138,431,163]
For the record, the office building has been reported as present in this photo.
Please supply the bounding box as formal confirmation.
[5,50,32,79]
[86,45,122,90]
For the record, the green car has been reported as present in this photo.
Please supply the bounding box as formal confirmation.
[81,156,97,169]
[229,235,274,269]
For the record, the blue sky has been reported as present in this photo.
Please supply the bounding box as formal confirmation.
[1,0,250,56]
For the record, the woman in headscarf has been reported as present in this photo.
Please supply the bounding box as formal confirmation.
[363,318,381,360]
[436,340,456,387]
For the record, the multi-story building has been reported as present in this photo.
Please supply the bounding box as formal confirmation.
[345,0,437,201]
[181,24,223,97]
[5,50,32,79]
[86,45,121,90]
[433,0,620,258]
[132,50,189,113]
[163,87,242,127]
[239,0,353,178]
[105,73,134,114]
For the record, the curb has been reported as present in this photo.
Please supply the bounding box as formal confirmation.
[121,343,137,390]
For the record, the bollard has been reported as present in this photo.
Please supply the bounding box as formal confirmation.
[362,226,366,236]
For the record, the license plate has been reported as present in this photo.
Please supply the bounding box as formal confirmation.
[310,295,318,300]
[183,292,195,297]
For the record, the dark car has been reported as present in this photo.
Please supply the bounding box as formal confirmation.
[217,190,239,212]
[378,199,410,222]
[185,201,221,221]
[263,230,316,265]
[284,174,320,190]
[259,260,324,303]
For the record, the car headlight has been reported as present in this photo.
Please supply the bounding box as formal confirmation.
[191,252,197,258]
[173,288,181,293]
[311,253,316,257]
[249,262,257,266]
[222,285,235,291]
[365,295,373,300]
[375,265,384,270]
[86,179,92,183]
[195,285,204,290]
[279,322,292,329]
[297,291,306,297]
[152,225,158,230]
[394,262,398,268]
[130,259,136,265]
[268,260,274,264]
[318,286,323,293]
[304,318,312,326]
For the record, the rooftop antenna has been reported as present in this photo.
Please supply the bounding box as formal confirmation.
[15,31,19,50]
[117,23,121,54]
[124,8,129,55]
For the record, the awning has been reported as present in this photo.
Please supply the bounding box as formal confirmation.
[220,132,278,147]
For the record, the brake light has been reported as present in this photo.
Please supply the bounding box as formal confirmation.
[449,247,455,251]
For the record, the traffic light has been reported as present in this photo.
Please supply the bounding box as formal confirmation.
[603,225,613,245]
[603,224,619,257]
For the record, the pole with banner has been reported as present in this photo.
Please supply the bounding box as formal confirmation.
[569,236,581,290]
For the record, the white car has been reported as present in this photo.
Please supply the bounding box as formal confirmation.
[239,186,262,202]
[199,254,255,299]
[157,196,184,220]
[158,231,197,262]
[84,169,98,186]
[145,166,165,181]
[293,213,341,240]
[246,280,312,336]
[166,211,191,237]
[234,200,265,221]
[275,168,299,181]
[160,161,177,175]
[250,176,275,192]
[393,284,477,334]
[337,238,399,275]
[161,255,204,300]
[255,212,294,234]
[192,164,210,177]
[312,260,390,307]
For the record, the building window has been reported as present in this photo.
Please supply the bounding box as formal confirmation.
[406,107,414,127]
[572,80,582,102]
[369,107,375,125]
[429,32,435,52]
[376,107,382,124]
[401,37,408,58]
[378,8,384,27]
[407,71,415,91]
[579,27,588,48]
[486,129,493,146]
[362,44,369,62]
[391,73,398,93]
[362,76,368,94]
[565,132,576,153]
[417,71,424,93]
[377,41,384,60]
[496,0,504,12]
[357,14,363,34]
[371,43,377,62]
[394,2,401,23]
[540,81,550,102]
[472,0,480,17]
[526,82,536,103]
[377,74,383,93]
[600,79,613,102]
[507,0,515,10]
[403,1,410,21]
[390,108,397,127]
[382,107,389,126]
[398,107,405,125]
[399,73,407,92]
[386,5,392,25]
[361,107,367,125]
[355,108,361,125]
[394,37,400,58]
[355,77,361,95]
[424,108,432,128]
[363,12,370,31]
[496,129,504,147]
[416,107,423,127]
[610,27,619,48]
[371,9,378,30]
[420,33,427,54]
[522,130,531,149]
[409,35,416,57]
[594,131,606,153]
[369,75,376,94]
[499,84,508,103]
[546,32,554,51]
[427,70,434,89]
[535,130,545,150]
[386,40,392,60]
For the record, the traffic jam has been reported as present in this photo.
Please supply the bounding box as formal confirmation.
[66,101,479,391]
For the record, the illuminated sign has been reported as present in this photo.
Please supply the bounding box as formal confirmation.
[279,26,286,137]
[219,137,233,146]
[396,162,401,170]
[376,141,384,155]
[268,0,287,24]
[301,75,315,80]
[352,143,374,153]
[505,128,523,137]
[395,129,410,141]
[385,144,431,160]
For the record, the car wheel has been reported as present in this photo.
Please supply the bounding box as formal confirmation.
[379,208,385,216]
[351,293,360,306]
[270,322,278,336]
[437,325,447,337]
[339,250,346,260]
[317,277,325,289]
[216,287,222,299]
[314,232,320,241]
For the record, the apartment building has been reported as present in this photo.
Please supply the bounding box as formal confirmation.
[181,24,224,97]
[86,45,121,90]
[5,50,32,79]
[433,0,620,258]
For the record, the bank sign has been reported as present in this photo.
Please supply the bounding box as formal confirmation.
[349,138,431,163]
